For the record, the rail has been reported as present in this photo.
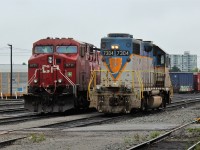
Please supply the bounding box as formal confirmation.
[127,118,200,150]
[188,140,200,150]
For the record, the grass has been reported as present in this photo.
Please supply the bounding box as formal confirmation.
[29,133,46,143]
[124,133,142,145]
[194,144,200,150]
[124,136,134,146]
[187,128,200,133]
[149,131,160,139]
[134,133,140,142]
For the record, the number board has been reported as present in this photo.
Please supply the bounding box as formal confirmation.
[102,50,130,56]
[116,50,129,56]
[103,50,114,56]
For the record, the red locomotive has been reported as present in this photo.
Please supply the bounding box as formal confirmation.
[24,37,100,112]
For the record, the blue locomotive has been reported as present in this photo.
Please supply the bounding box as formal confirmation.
[88,33,172,113]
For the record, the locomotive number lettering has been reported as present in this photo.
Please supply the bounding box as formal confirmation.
[116,50,129,56]
[42,65,59,73]
[103,50,114,56]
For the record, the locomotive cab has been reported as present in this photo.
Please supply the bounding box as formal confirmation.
[24,38,99,113]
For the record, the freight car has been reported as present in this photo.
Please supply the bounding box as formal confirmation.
[194,72,200,92]
[88,33,172,113]
[24,37,100,112]
[170,72,194,93]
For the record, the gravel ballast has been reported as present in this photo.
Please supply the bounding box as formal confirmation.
[1,97,200,150]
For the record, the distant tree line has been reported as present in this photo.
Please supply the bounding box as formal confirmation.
[169,66,199,72]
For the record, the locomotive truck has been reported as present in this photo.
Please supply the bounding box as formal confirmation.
[24,37,100,112]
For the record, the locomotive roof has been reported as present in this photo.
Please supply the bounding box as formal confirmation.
[107,33,133,38]
[153,44,168,55]
[33,37,93,46]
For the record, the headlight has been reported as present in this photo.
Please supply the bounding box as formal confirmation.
[58,79,62,83]
[114,45,119,49]
[96,85,101,90]
[33,79,38,83]
[111,45,119,50]
[48,56,53,63]
[96,85,102,93]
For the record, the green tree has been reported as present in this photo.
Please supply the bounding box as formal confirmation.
[190,67,199,72]
[170,66,181,72]
[22,62,26,65]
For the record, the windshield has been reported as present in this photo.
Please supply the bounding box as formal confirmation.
[56,46,77,54]
[34,46,53,54]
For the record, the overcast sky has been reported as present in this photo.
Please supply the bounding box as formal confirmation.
[0,0,200,66]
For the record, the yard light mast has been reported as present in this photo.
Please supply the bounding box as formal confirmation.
[8,44,12,98]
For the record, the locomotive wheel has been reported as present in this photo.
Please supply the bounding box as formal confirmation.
[74,97,80,109]
[162,99,167,108]
[160,94,166,109]
[141,98,147,111]
[75,95,89,109]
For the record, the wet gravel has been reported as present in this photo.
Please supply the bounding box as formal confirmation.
[0,94,200,150]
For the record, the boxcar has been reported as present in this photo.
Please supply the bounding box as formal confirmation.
[194,72,200,92]
[170,72,194,93]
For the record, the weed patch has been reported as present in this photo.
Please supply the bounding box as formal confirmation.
[29,133,46,143]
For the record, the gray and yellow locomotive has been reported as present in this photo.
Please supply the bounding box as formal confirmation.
[88,33,172,113]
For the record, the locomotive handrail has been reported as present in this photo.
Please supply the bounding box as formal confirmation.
[135,71,144,99]
[88,69,168,101]
[88,70,145,100]
[28,69,39,85]
[58,69,77,97]
[87,70,96,100]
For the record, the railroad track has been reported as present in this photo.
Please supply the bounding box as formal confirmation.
[167,97,200,109]
[0,108,27,114]
[0,113,103,148]
[0,100,26,114]
[188,140,200,150]
[0,102,24,111]
[0,97,198,128]
[0,97,199,149]
[36,114,124,129]
[0,136,27,149]
[26,98,200,130]
[0,113,43,125]
[19,98,200,130]
[0,99,24,102]
[126,118,200,150]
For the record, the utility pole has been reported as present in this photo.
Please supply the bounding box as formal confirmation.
[8,44,12,98]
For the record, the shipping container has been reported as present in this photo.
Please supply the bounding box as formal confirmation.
[193,72,200,92]
[170,72,194,93]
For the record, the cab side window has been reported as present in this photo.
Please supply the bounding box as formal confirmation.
[157,54,165,66]
[80,46,85,57]
[133,43,140,55]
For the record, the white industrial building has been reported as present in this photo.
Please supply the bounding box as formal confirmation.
[0,64,28,98]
